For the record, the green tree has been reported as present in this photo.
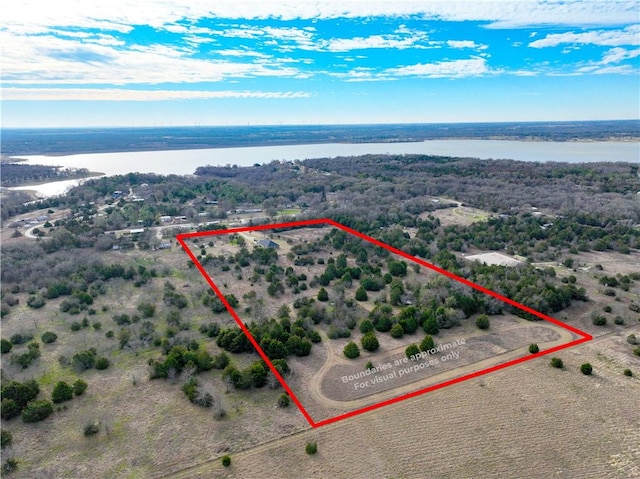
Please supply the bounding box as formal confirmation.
[420,335,435,352]
[305,441,318,455]
[529,343,540,354]
[21,400,53,423]
[1,339,12,354]
[476,315,490,330]
[422,316,439,335]
[277,393,290,408]
[52,381,74,403]
[41,331,58,344]
[317,287,329,302]
[222,455,231,467]
[592,315,607,326]
[95,357,110,370]
[355,286,368,302]
[343,341,360,359]
[361,332,380,352]
[1,379,39,412]
[137,302,156,318]
[1,399,20,420]
[359,319,374,334]
[580,363,593,375]
[388,260,407,277]
[73,379,88,396]
[1,429,12,448]
[405,344,420,359]
[390,323,404,338]
[72,350,96,371]
[550,357,563,369]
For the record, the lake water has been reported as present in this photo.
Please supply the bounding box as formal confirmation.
[9,139,639,197]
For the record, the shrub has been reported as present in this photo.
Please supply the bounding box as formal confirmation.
[26,295,45,309]
[305,441,318,455]
[221,455,231,467]
[2,458,18,475]
[550,357,563,369]
[212,352,230,370]
[317,288,329,302]
[359,319,374,334]
[623,369,633,377]
[1,399,20,420]
[51,381,74,403]
[1,379,40,414]
[277,393,290,408]
[0,339,12,354]
[476,315,490,330]
[420,335,435,352]
[72,349,96,371]
[21,400,53,423]
[84,422,100,436]
[105,330,115,338]
[423,316,439,335]
[1,429,12,448]
[41,331,58,344]
[343,341,360,359]
[137,302,156,318]
[592,315,607,326]
[9,333,30,345]
[73,379,88,396]
[361,332,379,352]
[603,305,612,313]
[195,391,213,408]
[182,377,199,402]
[70,321,82,331]
[627,334,638,345]
[405,344,420,359]
[634,347,640,357]
[95,357,110,370]
[580,363,593,375]
[529,344,539,354]
[390,323,404,339]
[355,286,368,302]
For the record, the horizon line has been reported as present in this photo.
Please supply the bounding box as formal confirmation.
[2,118,639,130]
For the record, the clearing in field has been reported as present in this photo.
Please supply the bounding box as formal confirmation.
[177,219,592,427]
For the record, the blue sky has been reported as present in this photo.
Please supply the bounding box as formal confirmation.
[2,1,639,127]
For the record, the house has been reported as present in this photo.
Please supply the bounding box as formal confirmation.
[257,239,280,249]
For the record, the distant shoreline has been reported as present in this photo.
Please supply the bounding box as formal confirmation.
[2,120,638,157]
[4,136,639,158]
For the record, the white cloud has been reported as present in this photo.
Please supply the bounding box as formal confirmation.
[385,58,489,78]
[529,25,640,48]
[323,33,428,52]
[2,88,311,101]
[3,0,637,35]
[447,40,487,50]
[576,64,635,74]
[601,46,640,63]
[216,49,272,59]
[0,30,304,84]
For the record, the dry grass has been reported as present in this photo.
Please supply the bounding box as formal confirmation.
[164,328,640,479]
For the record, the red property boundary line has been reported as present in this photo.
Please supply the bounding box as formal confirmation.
[176,218,592,428]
